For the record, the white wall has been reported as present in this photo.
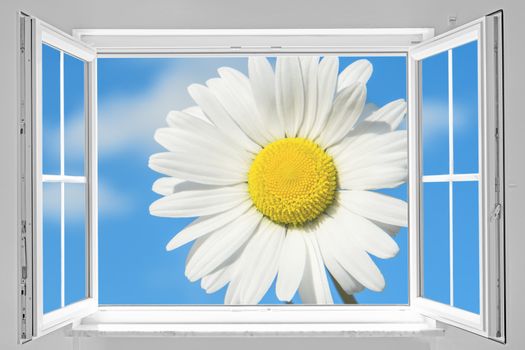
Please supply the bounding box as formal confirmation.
[0,0,523,349]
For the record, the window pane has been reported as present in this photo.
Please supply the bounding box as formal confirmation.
[42,44,61,175]
[64,183,87,305]
[43,182,61,313]
[422,182,450,304]
[422,51,449,176]
[453,181,480,313]
[453,41,479,174]
[64,53,85,176]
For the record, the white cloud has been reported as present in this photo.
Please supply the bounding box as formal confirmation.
[66,58,249,159]
[43,181,134,219]
[421,99,448,138]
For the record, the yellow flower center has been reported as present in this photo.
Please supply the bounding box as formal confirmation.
[248,137,337,226]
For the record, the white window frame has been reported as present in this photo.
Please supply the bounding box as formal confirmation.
[70,26,439,338]
[408,12,505,340]
[18,12,99,342]
[17,10,504,343]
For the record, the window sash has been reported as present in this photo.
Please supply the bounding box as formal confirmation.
[18,13,99,342]
[408,12,505,341]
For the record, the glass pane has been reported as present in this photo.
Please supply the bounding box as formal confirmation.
[64,53,86,176]
[64,183,87,305]
[42,44,61,175]
[422,51,449,176]
[43,182,61,313]
[453,181,480,313]
[453,41,479,174]
[422,182,450,305]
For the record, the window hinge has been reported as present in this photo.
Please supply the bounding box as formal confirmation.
[491,203,502,222]
[495,177,500,193]
[20,121,25,135]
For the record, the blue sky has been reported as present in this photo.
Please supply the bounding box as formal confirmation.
[41,47,480,310]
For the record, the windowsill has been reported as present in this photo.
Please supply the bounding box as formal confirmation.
[67,307,444,338]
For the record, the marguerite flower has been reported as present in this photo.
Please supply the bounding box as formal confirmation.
[149,56,408,305]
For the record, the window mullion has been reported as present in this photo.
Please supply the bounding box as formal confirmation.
[59,50,65,309]
[448,48,454,307]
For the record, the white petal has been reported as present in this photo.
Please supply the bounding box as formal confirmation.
[238,218,285,304]
[154,127,250,171]
[307,56,338,140]
[207,75,272,146]
[373,220,402,237]
[316,83,366,148]
[201,262,236,294]
[338,165,407,190]
[156,179,220,196]
[166,201,253,251]
[183,106,211,124]
[149,152,247,186]
[337,154,408,179]
[200,243,244,293]
[328,205,399,259]
[360,103,379,120]
[152,177,186,196]
[276,228,306,302]
[297,56,319,138]
[149,183,249,218]
[162,111,252,164]
[334,99,407,156]
[224,273,242,305]
[166,106,213,126]
[188,83,261,154]
[248,56,284,140]
[337,59,373,91]
[331,130,407,164]
[276,56,305,137]
[298,233,333,304]
[185,208,262,281]
[338,190,408,227]
[185,234,208,265]
[317,240,364,295]
[223,251,246,305]
[316,214,385,291]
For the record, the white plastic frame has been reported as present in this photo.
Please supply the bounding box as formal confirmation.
[69,27,438,338]
[20,14,99,340]
[73,28,434,56]
[408,12,505,341]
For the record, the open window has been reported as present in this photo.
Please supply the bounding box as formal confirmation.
[408,11,505,340]
[18,12,98,341]
[17,10,504,344]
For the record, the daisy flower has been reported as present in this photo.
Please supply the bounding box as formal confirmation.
[149,56,408,305]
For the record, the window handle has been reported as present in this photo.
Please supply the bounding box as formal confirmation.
[491,203,502,222]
